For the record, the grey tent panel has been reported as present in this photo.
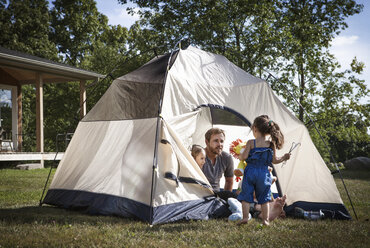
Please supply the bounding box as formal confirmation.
[83,51,178,122]
[82,80,163,121]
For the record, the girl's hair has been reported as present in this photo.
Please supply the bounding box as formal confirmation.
[252,115,284,149]
[191,144,205,158]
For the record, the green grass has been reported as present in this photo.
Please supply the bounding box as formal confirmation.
[0,168,369,248]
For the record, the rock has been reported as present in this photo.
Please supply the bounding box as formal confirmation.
[16,163,43,170]
[344,157,370,170]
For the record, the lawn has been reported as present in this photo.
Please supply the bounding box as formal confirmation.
[0,167,369,247]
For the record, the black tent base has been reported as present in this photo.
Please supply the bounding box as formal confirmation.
[284,201,351,220]
[42,189,229,225]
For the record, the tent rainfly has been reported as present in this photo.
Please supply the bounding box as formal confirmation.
[42,46,350,224]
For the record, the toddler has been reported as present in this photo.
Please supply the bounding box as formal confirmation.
[237,115,290,226]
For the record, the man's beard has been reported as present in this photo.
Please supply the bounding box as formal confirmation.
[210,146,222,155]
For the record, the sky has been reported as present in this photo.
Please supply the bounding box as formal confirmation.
[97,0,370,99]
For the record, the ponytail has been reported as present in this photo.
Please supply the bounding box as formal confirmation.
[269,121,284,150]
[252,115,284,150]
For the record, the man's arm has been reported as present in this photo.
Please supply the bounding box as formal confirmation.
[224,176,234,191]
[223,152,234,191]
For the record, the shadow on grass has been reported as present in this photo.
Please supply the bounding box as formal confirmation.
[0,205,227,232]
[0,205,140,226]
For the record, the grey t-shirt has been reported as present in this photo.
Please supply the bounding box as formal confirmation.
[202,151,234,192]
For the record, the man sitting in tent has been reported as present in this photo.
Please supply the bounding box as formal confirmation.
[202,128,237,200]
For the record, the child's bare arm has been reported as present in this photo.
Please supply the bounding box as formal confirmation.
[239,140,252,161]
[272,143,290,164]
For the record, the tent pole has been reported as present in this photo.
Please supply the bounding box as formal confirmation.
[149,39,185,225]
[39,133,64,206]
[149,116,161,225]
[39,162,55,206]
[266,72,358,220]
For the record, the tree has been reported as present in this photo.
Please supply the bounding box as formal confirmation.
[0,0,58,59]
[0,0,115,152]
[0,0,60,152]
[270,0,363,122]
[120,0,280,75]
[270,1,368,161]
[50,0,109,66]
[308,57,369,162]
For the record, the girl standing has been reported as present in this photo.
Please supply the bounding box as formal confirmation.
[237,115,290,226]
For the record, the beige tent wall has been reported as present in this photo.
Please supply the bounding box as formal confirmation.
[161,46,343,206]
[165,109,213,150]
[49,118,158,205]
[154,119,214,207]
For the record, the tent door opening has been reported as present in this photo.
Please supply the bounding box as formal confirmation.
[192,104,281,196]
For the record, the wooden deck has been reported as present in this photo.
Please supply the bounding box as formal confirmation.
[0,152,64,161]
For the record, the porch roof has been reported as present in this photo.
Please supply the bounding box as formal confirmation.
[0,46,104,85]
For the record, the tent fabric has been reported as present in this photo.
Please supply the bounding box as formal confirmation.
[44,45,350,223]
[44,189,151,221]
[152,196,229,224]
[44,116,226,223]
[44,189,229,224]
[162,46,345,208]
[83,51,178,121]
[46,118,158,205]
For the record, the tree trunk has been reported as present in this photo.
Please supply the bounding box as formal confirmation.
[299,63,305,121]
[234,24,242,68]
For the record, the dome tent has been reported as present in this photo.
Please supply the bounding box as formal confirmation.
[43,45,350,224]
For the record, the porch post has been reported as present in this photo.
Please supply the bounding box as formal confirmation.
[36,73,44,167]
[11,86,18,151]
[17,84,22,152]
[79,80,86,119]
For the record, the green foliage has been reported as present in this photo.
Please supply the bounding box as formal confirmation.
[327,162,345,172]
[43,83,81,152]
[22,83,81,152]
[269,0,364,121]
[0,104,11,134]
[0,0,58,60]
[309,104,370,163]
[1,0,139,152]
[81,25,129,74]
[21,85,37,152]
[50,0,109,66]
[307,55,370,162]
[122,0,280,75]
